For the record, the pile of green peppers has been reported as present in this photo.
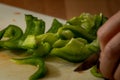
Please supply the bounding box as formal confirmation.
[0,13,107,80]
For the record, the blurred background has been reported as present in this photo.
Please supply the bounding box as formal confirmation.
[0,0,120,19]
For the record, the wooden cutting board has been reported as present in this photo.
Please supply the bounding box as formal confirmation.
[0,3,104,80]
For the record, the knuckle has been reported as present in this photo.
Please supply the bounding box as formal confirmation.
[104,44,116,59]
[97,27,106,42]
[104,32,120,58]
[97,27,103,39]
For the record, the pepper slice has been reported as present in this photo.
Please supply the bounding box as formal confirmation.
[0,13,108,80]
[18,14,45,49]
[47,18,63,33]
[50,38,100,63]
[0,25,23,49]
[57,24,96,41]
[12,56,47,80]
[90,65,103,78]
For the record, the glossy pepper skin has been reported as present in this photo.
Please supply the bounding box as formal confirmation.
[12,15,47,80]
[11,15,64,80]
[57,24,96,41]
[58,13,107,42]
[0,13,108,80]
[47,18,63,33]
[50,13,107,63]
[0,15,47,80]
[0,15,45,50]
[12,57,47,80]
[32,18,63,57]
[18,14,45,49]
[0,25,23,49]
[50,38,100,63]
[90,65,103,78]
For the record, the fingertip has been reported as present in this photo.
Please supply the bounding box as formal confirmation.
[114,64,120,80]
[99,51,114,79]
[97,30,105,51]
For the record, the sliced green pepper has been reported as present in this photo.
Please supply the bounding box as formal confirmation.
[23,14,45,36]
[50,13,107,63]
[50,38,100,63]
[32,42,51,57]
[47,18,63,33]
[18,14,45,49]
[57,24,96,41]
[0,13,108,80]
[36,33,59,46]
[0,25,23,49]
[33,33,59,57]
[67,13,107,37]
[90,65,103,78]
[12,57,47,80]
[64,13,107,42]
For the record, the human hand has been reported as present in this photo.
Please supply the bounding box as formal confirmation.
[97,11,120,80]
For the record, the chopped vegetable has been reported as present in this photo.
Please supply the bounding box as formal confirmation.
[74,52,100,72]
[12,57,47,80]
[50,38,100,63]
[18,14,45,50]
[90,65,103,78]
[0,25,23,49]
[50,13,106,62]
[47,18,63,33]
[0,13,108,80]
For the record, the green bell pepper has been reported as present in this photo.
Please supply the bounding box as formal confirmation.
[50,13,107,63]
[12,56,47,80]
[47,18,63,33]
[0,13,108,80]
[50,38,100,63]
[90,65,103,78]
[18,14,45,49]
[0,25,23,49]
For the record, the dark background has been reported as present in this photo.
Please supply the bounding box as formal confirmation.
[0,0,120,19]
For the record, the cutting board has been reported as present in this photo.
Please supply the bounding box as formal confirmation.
[0,3,104,80]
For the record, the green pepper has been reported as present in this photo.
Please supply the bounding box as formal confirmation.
[50,13,107,63]
[12,57,47,80]
[0,15,45,50]
[53,39,69,48]
[0,25,23,49]
[50,38,100,63]
[0,15,48,80]
[63,13,107,42]
[36,33,59,46]
[90,65,103,78]
[18,14,45,49]
[23,14,45,36]
[32,33,59,57]
[67,13,107,37]
[32,42,51,57]
[57,24,95,41]
[0,13,108,80]
[47,18,63,33]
